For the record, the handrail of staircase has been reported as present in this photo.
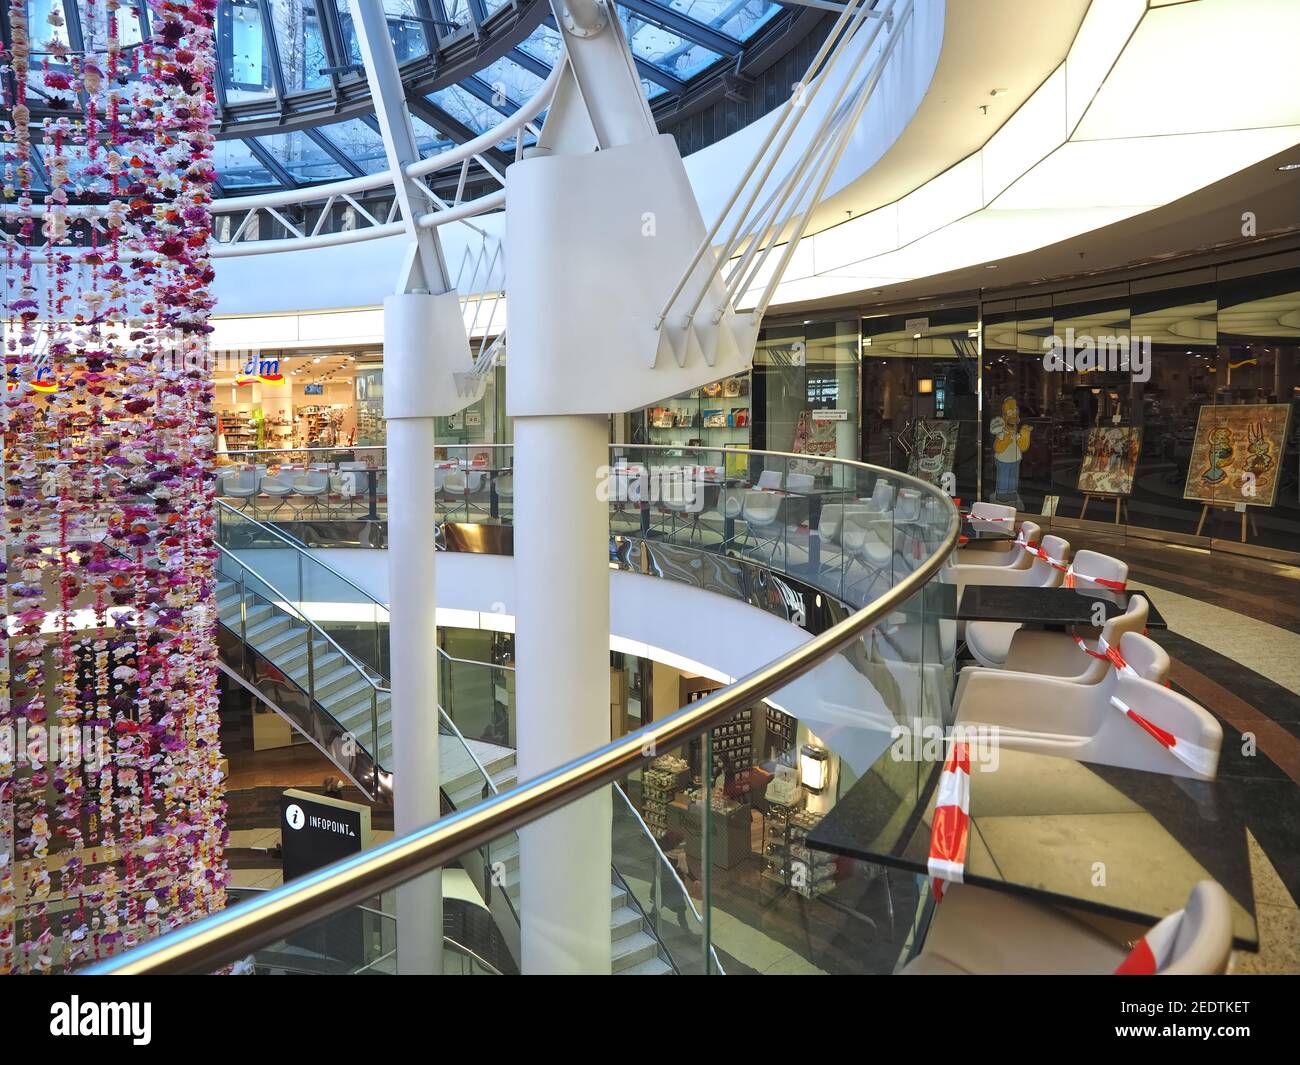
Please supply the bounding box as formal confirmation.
[86,456,959,974]
[218,499,391,623]
[218,508,511,792]
[611,783,724,975]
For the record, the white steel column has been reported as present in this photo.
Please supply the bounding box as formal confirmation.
[351,0,453,975]
[507,0,660,975]
[513,414,613,973]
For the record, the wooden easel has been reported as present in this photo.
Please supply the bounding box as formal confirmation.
[1195,502,1258,544]
[1079,493,1128,524]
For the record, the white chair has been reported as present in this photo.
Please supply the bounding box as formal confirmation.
[291,469,331,519]
[785,472,815,494]
[494,472,513,519]
[440,468,470,520]
[959,534,1071,669]
[464,469,489,518]
[257,473,295,519]
[902,880,1233,975]
[999,592,1149,681]
[841,512,895,599]
[955,635,1220,780]
[756,469,783,491]
[220,467,259,512]
[864,479,895,513]
[740,488,784,561]
[658,470,706,542]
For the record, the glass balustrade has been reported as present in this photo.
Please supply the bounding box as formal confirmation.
[142,445,959,975]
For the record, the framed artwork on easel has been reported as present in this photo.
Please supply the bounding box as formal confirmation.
[1183,403,1292,540]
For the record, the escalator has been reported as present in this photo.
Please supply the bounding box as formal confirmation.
[214,502,702,973]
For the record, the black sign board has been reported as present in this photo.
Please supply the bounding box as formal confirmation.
[280,792,365,882]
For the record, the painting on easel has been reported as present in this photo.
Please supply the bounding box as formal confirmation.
[1078,427,1142,497]
[908,420,959,488]
[1183,403,1292,508]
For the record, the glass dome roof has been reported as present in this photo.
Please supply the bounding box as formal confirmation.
[5,1,799,197]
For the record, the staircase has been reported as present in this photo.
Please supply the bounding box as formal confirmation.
[214,507,680,974]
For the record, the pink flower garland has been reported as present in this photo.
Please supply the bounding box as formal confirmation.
[1,0,225,973]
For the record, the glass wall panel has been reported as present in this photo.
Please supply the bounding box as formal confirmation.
[1127,282,1218,537]
[254,130,351,182]
[1211,271,1300,549]
[317,118,389,174]
[220,0,275,103]
[269,0,329,92]
[212,137,277,190]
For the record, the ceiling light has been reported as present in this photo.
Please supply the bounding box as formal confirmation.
[1278,162,1300,171]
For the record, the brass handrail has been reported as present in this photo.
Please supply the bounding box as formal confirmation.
[86,457,958,975]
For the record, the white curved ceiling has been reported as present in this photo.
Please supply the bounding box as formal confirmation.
[756,0,1300,311]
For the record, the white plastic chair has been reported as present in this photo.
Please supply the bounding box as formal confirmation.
[292,469,331,519]
[902,879,1233,975]
[257,473,296,519]
[756,469,783,491]
[960,534,1071,669]
[955,633,1220,780]
[786,472,815,494]
[220,467,259,512]
[740,488,784,562]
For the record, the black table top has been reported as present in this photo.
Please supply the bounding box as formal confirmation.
[956,584,1167,629]
[960,517,1018,541]
[806,745,1257,948]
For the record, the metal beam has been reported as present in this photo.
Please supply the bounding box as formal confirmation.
[349,0,452,293]
[618,0,743,58]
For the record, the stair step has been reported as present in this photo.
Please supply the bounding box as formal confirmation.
[618,955,673,976]
[611,931,659,973]
[610,905,644,942]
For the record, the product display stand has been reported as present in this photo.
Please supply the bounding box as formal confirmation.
[1078,492,1127,524]
[1194,502,1258,543]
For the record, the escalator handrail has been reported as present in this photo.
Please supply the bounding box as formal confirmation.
[86,459,959,975]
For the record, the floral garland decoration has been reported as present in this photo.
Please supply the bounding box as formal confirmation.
[1,0,225,973]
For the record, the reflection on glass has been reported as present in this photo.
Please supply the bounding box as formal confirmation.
[664,0,780,41]
[317,118,389,174]
[268,0,329,91]
[254,130,351,182]
[220,0,274,103]
[212,137,277,189]
[617,4,724,80]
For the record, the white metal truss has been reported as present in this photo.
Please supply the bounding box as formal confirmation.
[656,0,914,345]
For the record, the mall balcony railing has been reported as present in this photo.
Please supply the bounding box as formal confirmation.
[216,442,953,612]
[89,449,959,974]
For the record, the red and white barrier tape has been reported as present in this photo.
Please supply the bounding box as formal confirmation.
[1027,544,1069,571]
[1108,694,1216,777]
[1074,635,1137,676]
[1064,564,1127,591]
[1115,907,1187,975]
[928,741,971,902]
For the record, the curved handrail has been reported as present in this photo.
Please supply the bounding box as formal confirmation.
[219,544,386,694]
[86,455,958,974]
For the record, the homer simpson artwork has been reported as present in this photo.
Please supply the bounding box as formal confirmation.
[989,396,1032,507]
[1183,403,1292,508]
